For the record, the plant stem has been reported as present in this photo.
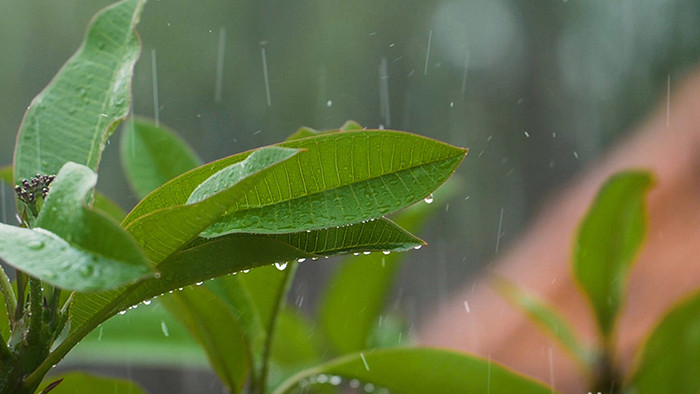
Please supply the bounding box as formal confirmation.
[0,266,17,326]
[258,262,299,394]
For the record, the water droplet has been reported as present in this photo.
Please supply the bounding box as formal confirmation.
[27,240,45,250]
[297,258,306,263]
[143,300,151,305]
[118,310,127,315]
[326,100,333,107]
[317,374,329,384]
[195,281,204,286]
[414,245,422,250]
[424,194,434,204]
[382,250,391,255]
[350,379,361,389]
[363,251,371,255]
[161,320,169,337]
[353,252,360,256]
[275,262,288,271]
[330,375,342,386]
[364,383,375,392]
[242,269,250,274]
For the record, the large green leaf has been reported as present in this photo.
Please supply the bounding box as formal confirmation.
[271,308,321,367]
[161,286,250,394]
[125,146,300,264]
[573,171,653,337]
[624,291,700,394]
[13,0,146,183]
[38,219,422,384]
[273,348,554,394]
[494,277,592,369]
[40,372,146,394]
[122,131,466,236]
[121,119,202,199]
[0,163,151,291]
[67,300,206,368]
[318,180,457,355]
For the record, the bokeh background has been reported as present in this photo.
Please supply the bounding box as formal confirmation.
[1,0,700,392]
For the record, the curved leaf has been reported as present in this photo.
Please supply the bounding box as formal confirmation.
[40,372,146,394]
[13,0,146,183]
[573,171,653,337]
[0,163,151,291]
[122,131,467,236]
[319,180,457,355]
[121,119,202,199]
[161,286,250,394]
[273,348,554,394]
[625,291,700,394]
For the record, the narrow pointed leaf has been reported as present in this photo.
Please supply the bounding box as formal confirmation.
[573,171,653,337]
[121,119,202,199]
[203,131,467,236]
[13,0,146,183]
[0,163,151,291]
[161,286,250,394]
[124,146,300,263]
[273,348,554,394]
[319,180,457,355]
[625,291,700,394]
[40,372,146,394]
[494,277,592,369]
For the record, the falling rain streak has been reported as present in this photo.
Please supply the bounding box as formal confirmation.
[460,50,470,96]
[666,74,671,127]
[151,49,160,127]
[360,352,370,371]
[261,46,272,106]
[495,208,504,254]
[214,27,226,103]
[379,57,391,128]
[424,29,432,76]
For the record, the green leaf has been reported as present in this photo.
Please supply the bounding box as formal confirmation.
[202,131,467,236]
[40,372,146,394]
[0,163,151,291]
[283,121,360,142]
[319,180,457,355]
[45,219,423,386]
[13,0,146,183]
[494,277,592,369]
[573,171,653,338]
[271,308,321,367]
[93,192,126,222]
[67,300,207,368]
[273,348,554,394]
[121,119,202,199]
[122,131,466,235]
[124,146,301,264]
[624,291,700,394]
[161,286,250,394]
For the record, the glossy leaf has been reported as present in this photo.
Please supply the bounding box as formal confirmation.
[124,147,300,264]
[122,131,466,236]
[13,0,146,183]
[625,291,700,394]
[273,348,554,394]
[40,372,146,394]
[121,119,202,199]
[0,163,151,291]
[161,286,250,394]
[573,171,653,337]
[319,180,457,355]
[68,300,206,368]
[203,131,467,236]
[494,277,592,369]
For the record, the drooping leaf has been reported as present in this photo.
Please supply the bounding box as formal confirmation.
[124,146,300,264]
[43,219,422,382]
[13,0,146,183]
[573,171,653,337]
[273,348,554,394]
[121,119,202,199]
[0,163,151,291]
[122,131,467,236]
[319,180,457,355]
[493,277,592,369]
[68,300,206,368]
[39,372,146,394]
[161,286,250,394]
[625,291,700,394]
[202,131,467,236]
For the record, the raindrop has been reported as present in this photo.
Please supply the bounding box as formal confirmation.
[242,269,250,273]
[27,240,45,250]
[350,379,361,389]
[297,258,306,263]
[353,252,360,256]
[363,251,371,255]
[524,131,530,138]
[195,281,204,286]
[118,310,127,315]
[275,262,288,271]
[360,352,370,371]
[414,245,422,250]
[382,250,391,255]
[326,100,333,107]
[317,374,329,384]
[424,194,434,204]
[161,320,169,337]
[364,383,375,392]
[143,300,151,306]
[330,375,342,386]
